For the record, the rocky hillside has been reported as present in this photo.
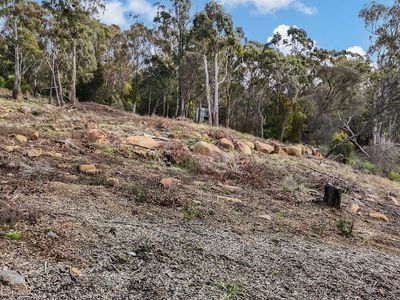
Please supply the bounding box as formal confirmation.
[0,94,400,299]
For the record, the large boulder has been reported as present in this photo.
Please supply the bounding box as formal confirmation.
[254,141,275,154]
[243,141,255,149]
[282,145,303,157]
[86,129,107,143]
[193,141,232,161]
[217,138,234,150]
[193,141,222,157]
[266,140,281,149]
[126,135,159,149]
[236,142,252,155]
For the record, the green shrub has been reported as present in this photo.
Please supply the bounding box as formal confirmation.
[3,231,22,240]
[350,158,376,174]
[330,131,355,159]
[336,219,353,237]
[4,75,15,90]
[21,82,32,95]
[0,76,5,88]
[388,171,400,182]
[182,205,201,221]
[222,282,241,298]
[102,145,115,157]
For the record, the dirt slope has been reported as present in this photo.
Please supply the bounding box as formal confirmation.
[0,96,399,299]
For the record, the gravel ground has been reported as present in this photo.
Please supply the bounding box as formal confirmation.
[1,173,399,300]
[1,100,400,299]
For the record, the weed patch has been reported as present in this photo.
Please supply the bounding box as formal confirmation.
[336,219,354,237]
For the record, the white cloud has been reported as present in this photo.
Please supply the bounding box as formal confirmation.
[220,0,317,15]
[100,1,128,28]
[267,24,316,55]
[346,46,366,57]
[267,24,294,55]
[99,0,157,28]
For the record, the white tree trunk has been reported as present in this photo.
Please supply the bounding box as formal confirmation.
[203,53,213,126]
[12,16,21,100]
[71,39,77,104]
[213,51,219,127]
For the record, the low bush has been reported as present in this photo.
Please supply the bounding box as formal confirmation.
[336,219,354,237]
[349,158,376,174]
[388,171,400,182]
[330,131,355,159]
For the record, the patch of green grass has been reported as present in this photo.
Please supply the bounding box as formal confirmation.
[388,171,400,182]
[222,282,241,298]
[115,255,128,264]
[102,145,115,157]
[182,205,201,221]
[276,212,285,219]
[349,158,376,174]
[3,231,22,240]
[336,219,354,237]
[223,189,231,195]
[311,223,326,235]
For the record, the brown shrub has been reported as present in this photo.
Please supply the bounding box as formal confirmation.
[228,159,285,188]
[0,204,39,226]
[206,129,235,141]
[161,140,193,166]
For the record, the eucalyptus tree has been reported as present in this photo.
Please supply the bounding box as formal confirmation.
[360,1,400,145]
[193,1,234,126]
[0,0,44,99]
[127,21,153,113]
[154,0,192,116]
[43,0,104,104]
[268,27,315,141]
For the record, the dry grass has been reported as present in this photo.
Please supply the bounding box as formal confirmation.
[0,96,399,299]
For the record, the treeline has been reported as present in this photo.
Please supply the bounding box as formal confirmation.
[1,0,400,160]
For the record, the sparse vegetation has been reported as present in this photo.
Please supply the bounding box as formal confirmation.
[387,171,400,182]
[102,145,115,157]
[221,282,241,298]
[330,131,355,160]
[336,219,354,237]
[350,159,376,174]
[182,204,201,221]
[311,223,327,236]
[3,231,22,240]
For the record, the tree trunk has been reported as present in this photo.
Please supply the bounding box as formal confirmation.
[179,66,185,117]
[56,66,64,106]
[12,17,21,100]
[213,51,219,127]
[323,183,342,209]
[162,92,166,117]
[257,101,264,138]
[148,85,152,115]
[280,116,289,142]
[71,39,77,104]
[226,90,231,128]
[175,84,179,117]
[203,54,212,126]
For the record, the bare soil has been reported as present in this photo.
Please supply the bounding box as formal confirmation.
[0,97,399,299]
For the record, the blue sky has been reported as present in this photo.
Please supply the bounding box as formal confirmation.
[100,0,393,55]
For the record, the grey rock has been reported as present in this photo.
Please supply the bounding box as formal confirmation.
[0,270,27,292]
